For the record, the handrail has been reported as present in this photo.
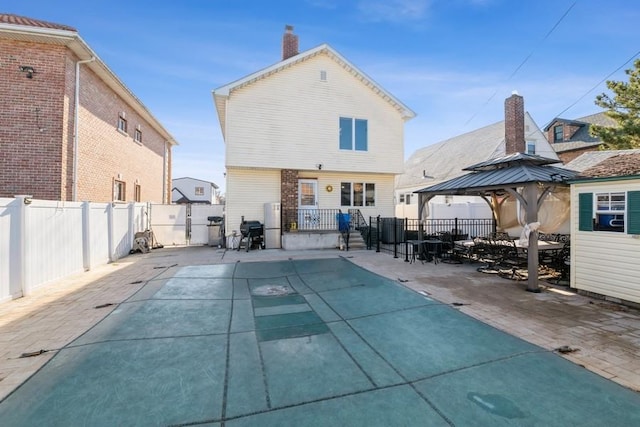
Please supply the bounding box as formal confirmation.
[348,208,368,230]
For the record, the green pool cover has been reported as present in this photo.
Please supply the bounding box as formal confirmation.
[1,257,639,426]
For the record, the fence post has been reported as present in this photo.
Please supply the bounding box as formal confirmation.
[107,202,115,262]
[14,196,31,297]
[376,216,380,253]
[393,217,398,258]
[404,218,409,262]
[128,202,136,251]
[82,201,91,271]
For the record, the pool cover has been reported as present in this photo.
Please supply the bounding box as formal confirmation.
[1,257,639,426]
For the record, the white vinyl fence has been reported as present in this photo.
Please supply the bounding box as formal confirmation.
[149,204,224,246]
[0,197,223,303]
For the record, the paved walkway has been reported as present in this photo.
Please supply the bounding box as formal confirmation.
[1,245,639,405]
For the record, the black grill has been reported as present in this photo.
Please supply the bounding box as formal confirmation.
[239,220,264,251]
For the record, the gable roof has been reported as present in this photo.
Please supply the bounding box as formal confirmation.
[396,119,505,190]
[212,43,416,140]
[563,149,640,172]
[0,14,178,146]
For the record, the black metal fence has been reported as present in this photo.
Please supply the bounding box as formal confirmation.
[366,217,495,260]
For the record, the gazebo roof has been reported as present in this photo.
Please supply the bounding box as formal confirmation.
[415,153,577,195]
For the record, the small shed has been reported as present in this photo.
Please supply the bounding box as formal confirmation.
[569,152,640,305]
[415,153,577,292]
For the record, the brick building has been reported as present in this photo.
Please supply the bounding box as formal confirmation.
[544,113,615,164]
[0,14,178,202]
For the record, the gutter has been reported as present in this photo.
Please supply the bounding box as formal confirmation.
[72,56,96,201]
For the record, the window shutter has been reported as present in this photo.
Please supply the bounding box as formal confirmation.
[339,117,352,150]
[355,119,368,151]
[578,192,593,231]
[627,191,640,234]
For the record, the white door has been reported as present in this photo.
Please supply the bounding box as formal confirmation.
[298,179,319,230]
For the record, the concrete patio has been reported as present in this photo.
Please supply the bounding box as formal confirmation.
[1,244,639,405]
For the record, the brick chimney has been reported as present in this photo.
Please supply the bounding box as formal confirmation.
[505,92,525,154]
[282,25,299,60]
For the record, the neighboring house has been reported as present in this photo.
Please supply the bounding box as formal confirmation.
[172,177,219,204]
[396,93,559,221]
[0,14,178,202]
[212,26,415,249]
[544,112,616,164]
[569,151,640,306]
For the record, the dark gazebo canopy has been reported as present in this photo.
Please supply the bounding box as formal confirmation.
[414,153,578,292]
[415,153,577,196]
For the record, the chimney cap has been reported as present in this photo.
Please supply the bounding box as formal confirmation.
[511,90,519,96]
[285,24,294,32]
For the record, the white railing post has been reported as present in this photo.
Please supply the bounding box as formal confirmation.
[82,201,91,271]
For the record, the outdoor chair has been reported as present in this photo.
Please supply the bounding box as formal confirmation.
[439,232,463,264]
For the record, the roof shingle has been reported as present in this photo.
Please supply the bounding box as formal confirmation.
[579,153,640,178]
[0,13,76,32]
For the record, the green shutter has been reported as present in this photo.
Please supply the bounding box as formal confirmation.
[627,191,640,234]
[355,119,368,151]
[339,117,352,150]
[578,192,593,231]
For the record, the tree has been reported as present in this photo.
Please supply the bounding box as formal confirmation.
[590,58,640,149]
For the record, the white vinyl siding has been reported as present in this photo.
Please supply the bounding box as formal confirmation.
[571,180,640,304]
[298,171,395,218]
[224,168,281,233]
[225,54,404,174]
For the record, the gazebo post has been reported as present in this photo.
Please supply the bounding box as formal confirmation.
[524,183,540,292]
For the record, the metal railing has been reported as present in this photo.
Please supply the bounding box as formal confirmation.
[368,216,495,259]
[282,208,343,232]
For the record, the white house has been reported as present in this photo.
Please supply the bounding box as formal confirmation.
[396,94,559,229]
[569,151,640,306]
[212,26,415,249]
[172,177,219,204]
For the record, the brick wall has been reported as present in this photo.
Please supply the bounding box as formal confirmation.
[0,40,67,199]
[546,121,584,143]
[558,146,600,164]
[0,38,170,202]
[281,169,298,229]
[282,25,299,60]
[504,93,525,154]
[74,58,167,203]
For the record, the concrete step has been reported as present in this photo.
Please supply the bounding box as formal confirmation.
[344,232,367,250]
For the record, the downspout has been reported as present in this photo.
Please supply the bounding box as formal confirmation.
[73,57,96,201]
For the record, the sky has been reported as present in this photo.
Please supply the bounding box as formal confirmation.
[4,1,639,194]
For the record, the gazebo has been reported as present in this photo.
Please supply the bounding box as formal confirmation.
[415,153,578,292]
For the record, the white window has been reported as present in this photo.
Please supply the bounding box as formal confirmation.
[399,194,405,204]
[117,115,128,134]
[526,142,536,154]
[134,128,142,143]
[134,184,141,202]
[341,182,375,206]
[195,186,205,196]
[114,180,126,201]
[339,117,368,151]
[595,192,625,232]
